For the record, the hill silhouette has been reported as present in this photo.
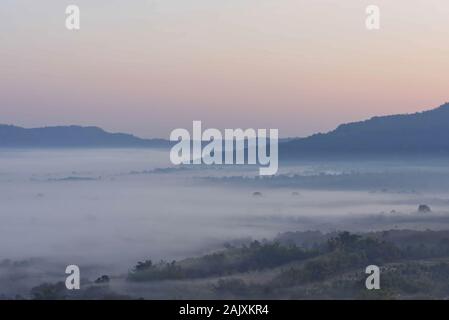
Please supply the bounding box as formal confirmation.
[2,102,449,153]
[280,102,449,157]
[0,124,169,148]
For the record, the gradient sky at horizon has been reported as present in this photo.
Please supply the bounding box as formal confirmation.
[1,0,449,138]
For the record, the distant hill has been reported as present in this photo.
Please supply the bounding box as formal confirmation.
[0,125,169,148]
[280,102,449,158]
[3,102,449,152]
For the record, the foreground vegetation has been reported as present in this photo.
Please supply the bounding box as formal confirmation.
[17,229,449,299]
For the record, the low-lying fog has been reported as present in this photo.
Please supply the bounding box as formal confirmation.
[2,149,449,295]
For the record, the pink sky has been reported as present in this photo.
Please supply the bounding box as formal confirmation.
[1,0,448,138]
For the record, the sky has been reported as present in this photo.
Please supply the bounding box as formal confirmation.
[0,0,448,138]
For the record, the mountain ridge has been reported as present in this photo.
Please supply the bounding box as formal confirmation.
[0,124,169,148]
[280,102,449,157]
[2,102,449,154]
